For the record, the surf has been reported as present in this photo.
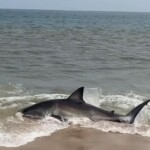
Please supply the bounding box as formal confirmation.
[0,84,150,147]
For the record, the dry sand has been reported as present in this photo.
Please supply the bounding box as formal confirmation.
[1,126,150,150]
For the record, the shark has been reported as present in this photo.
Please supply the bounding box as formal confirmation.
[20,87,150,124]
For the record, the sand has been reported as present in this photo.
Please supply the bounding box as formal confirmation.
[1,126,150,150]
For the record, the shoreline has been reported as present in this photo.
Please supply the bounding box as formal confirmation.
[1,126,150,150]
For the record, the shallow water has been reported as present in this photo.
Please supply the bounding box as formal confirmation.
[0,84,150,147]
[1,10,150,94]
[0,9,150,147]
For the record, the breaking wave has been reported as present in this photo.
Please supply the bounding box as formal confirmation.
[0,84,150,147]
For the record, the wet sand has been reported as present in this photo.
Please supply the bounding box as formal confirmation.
[1,127,150,150]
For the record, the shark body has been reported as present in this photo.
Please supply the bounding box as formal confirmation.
[21,87,150,124]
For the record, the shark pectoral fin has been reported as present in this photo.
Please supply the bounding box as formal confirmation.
[60,116,67,122]
[67,87,85,104]
[51,114,67,122]
[110,110,115,114]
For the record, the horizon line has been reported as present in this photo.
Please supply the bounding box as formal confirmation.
[0,7,150,13]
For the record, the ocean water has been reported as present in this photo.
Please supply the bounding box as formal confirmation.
[1,9,150,147]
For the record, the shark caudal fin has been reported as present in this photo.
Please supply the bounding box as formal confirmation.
[122,100,150,124]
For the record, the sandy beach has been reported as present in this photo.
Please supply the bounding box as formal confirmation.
[1,126,150,150]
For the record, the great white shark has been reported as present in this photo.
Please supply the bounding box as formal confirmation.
[20,87,150,124]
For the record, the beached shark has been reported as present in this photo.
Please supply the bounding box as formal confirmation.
[20,87,150,124]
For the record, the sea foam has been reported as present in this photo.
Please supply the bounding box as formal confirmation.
[0,87,150,147]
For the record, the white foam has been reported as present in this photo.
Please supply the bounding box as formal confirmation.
[64,117,150,137]
[0,116,69,147]
[1,88,150,147]
[1,113,150,147]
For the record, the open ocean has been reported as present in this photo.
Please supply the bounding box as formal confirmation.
[1,9,150,147]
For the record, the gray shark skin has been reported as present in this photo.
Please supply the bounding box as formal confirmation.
[20,87,150,124]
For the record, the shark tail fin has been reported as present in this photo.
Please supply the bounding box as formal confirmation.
[123,100,150,124]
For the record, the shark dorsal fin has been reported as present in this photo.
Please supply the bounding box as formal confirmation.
[67,87,85,104]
